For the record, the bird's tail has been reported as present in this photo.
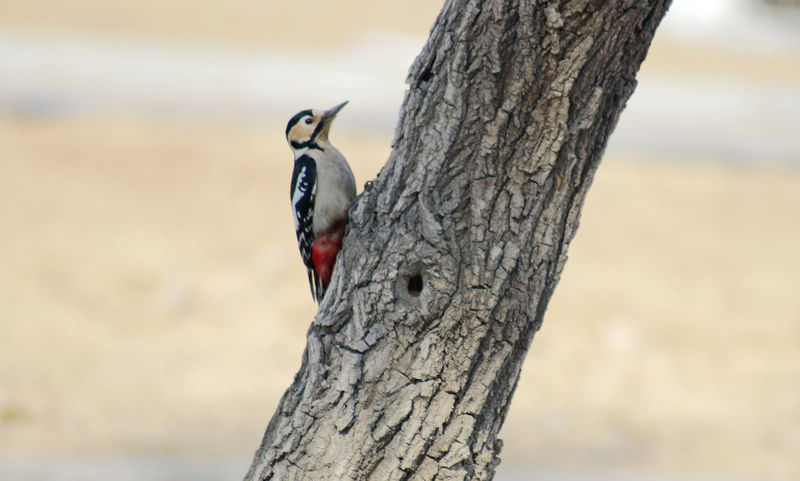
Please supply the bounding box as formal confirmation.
[307,268,319,302]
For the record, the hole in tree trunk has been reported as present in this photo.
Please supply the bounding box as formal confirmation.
[396,262,425,303]
[407,274,423,297]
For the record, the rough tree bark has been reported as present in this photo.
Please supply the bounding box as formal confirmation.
[246,1,671,480]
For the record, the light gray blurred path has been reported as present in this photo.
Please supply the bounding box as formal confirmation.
[1,0,799,165]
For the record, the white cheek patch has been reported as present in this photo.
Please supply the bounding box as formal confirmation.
[290,122,315,143]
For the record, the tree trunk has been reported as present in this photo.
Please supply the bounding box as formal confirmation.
[245,1,671,479]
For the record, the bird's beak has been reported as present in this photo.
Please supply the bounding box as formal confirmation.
[322,101,348,122]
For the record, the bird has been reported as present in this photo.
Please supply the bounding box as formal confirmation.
[285,101,357,302]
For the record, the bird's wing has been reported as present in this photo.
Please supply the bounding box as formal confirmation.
[290,155,319,301]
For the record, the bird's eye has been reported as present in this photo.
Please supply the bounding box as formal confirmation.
[304,117,313,125]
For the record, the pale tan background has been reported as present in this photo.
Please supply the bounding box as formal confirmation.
[0,1,798,480]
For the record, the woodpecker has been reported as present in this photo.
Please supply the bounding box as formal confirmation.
[286,101,356,302]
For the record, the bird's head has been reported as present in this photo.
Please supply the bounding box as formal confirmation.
[285,101,348,153]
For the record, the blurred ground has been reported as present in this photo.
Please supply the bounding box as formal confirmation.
[1,118,798,479]
[0,0,441,48]
[0,0,799,480]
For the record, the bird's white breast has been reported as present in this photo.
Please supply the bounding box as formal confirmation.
[308,144,356,234]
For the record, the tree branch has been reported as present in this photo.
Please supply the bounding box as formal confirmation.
[245,1,672,479]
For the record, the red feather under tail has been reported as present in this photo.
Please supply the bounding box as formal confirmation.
[311,219,347,300]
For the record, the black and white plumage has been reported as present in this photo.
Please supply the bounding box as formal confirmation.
[286,101,356,302]
[289,154,318,296]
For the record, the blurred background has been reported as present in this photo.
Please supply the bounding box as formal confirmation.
[0,0,798,480]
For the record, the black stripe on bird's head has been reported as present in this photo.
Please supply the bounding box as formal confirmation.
[285,102,348,152]
[286,109,313,137]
